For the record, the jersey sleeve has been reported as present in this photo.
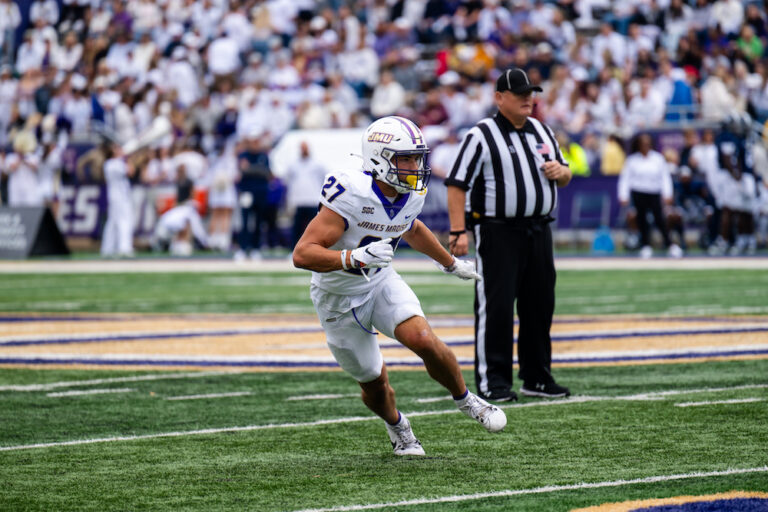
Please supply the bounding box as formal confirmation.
[318,171,362,227]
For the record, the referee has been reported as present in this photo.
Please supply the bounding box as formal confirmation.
[445,67,572,402]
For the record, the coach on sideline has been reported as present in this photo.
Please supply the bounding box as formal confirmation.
[445,67,572,402]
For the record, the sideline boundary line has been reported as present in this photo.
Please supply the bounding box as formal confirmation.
[165,391,253,401]
[289,467,768,512]
[0,371,243,392]
[2,384,766,452]
[675,398,767,407]
[47,388,135,397]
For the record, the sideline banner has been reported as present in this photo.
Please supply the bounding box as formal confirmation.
[0,207,70,258]
[56,183,178,239]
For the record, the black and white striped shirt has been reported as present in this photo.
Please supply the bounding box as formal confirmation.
[445,113,568,219]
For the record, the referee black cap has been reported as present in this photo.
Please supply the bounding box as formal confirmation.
[496,68,543,94]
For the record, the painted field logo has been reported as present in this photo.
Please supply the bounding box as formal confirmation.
[572,491,768,512]
[367,132,394,144]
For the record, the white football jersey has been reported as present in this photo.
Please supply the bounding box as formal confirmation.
[311,168,426,297]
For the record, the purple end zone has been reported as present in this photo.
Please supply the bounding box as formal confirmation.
[631,497,768,512]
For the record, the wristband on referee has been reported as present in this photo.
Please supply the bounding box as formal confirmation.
[340,249,349,270]
[449,229,466,237]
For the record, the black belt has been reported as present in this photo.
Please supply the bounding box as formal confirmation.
[469,214,555,237]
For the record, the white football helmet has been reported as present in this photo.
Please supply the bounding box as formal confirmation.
[362,116,430,194]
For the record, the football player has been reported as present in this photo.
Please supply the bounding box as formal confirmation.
[293,116,507,456]
[709,113,758,255]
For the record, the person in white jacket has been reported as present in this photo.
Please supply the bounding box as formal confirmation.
[618,133,683,258]
[101,145,135,258]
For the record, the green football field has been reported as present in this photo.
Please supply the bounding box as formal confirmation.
[1,268,768,316]
[0,266,767,511]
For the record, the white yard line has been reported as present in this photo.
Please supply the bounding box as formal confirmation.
[165,391,253,401]
[415,395,452,404]
[0,371,243,392]
[289,467,768,512]
[286,393,360,401]
[46,388,135,397]
[1,257,767,274]
[675,398,767,407]
[622,383,768,400]
[2,383,765,452]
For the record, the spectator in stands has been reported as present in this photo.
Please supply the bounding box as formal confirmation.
[665,68,697,122]
[744,3,767,38]
[701,61,744,121]
[711,0,744,36]
[339,36,379,98]
[53,31,82,72]
[0,0,22,66]
[167,46,200,109]
[737,24,764,64]
[618,133,682,258]
[547,7,576,53]
[661,0,694,54]
[416,88,449,129]
[592,22,627,70]
[207,29,241,90]
[0,65,16,146]
[15,31,43,75]
[625,78,667,131]
[297,89,350,129]
[438,71,468,129]
[370,69,406,118]
[284,140,326,249]
[30,0,59,27]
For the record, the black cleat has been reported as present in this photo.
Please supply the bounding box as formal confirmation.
[481,390,519,402]
[520,382,571,398]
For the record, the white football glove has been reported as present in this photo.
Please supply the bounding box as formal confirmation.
[350,238,394,269]
[438,257,482,281]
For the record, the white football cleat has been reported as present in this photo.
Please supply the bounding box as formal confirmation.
[385,413,425,456]
[458,392,507,433]
[668,243,683,259]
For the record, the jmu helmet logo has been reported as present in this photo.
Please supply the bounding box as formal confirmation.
[367,132,394,144]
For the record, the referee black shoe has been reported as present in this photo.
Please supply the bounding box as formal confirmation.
[481,389,518,402]
[520,382,571,398]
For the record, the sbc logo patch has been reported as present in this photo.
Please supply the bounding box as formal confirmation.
[571,491,768,511]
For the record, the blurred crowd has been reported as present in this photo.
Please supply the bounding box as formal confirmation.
[1,0,768,256]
